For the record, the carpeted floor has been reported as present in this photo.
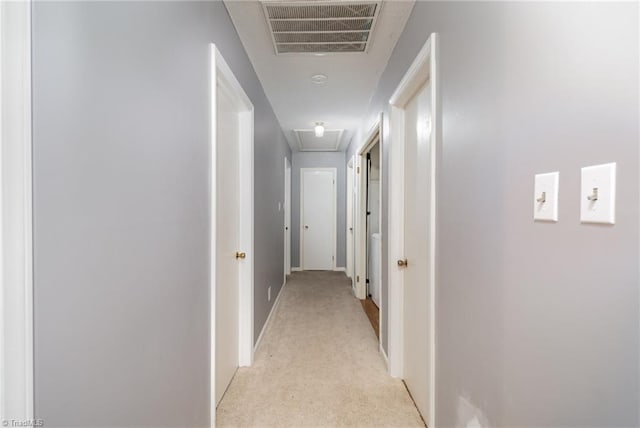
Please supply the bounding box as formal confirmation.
[216,271,425,427]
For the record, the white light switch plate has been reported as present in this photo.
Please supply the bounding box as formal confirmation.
[581,162,616,224]
[533,172,559,222]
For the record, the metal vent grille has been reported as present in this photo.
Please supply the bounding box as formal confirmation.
[262,1,381,54]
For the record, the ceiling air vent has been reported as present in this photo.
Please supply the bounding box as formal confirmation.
[262,1,381,54]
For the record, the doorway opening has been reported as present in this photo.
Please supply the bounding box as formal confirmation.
[354,118,383,342]
[362,139,381,340]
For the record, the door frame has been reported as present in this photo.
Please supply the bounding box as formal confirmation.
[299,167,337,270]
[346,156,355,281]
[0,0,34,422]
[355,115,383,301]
[209,44,254,427]
[387,33,439,428]
[284,156,291,280]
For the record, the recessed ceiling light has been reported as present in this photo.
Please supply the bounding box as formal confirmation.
[314,123,325,138]
[311,74,328,85]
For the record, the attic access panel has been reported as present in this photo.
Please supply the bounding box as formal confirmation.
[262,1,381,54]
[294,129,344,151]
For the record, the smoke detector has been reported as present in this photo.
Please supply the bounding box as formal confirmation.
[311,74,328,85]
[261,1,381,54]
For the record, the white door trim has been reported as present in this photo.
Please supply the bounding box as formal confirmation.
[387,33,439,428]
[299,167,337,270]
[354,116,383,301]
[0,1,34,422]
[346,157,354,280]
[284,157,291,280]
[209,44,254,427]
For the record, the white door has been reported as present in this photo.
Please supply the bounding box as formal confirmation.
[301,168,335,270]
[402,80,432,419]
[215,83,241,406]
[284,158,291,277]
[211,46,254,424]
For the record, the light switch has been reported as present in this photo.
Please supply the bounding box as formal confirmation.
[533,172,559,222]
[580,162,616,224]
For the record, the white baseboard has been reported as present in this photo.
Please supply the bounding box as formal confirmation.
[380,342,389,370]
[333,267,346,272]
[254,281,286,353]
[291,267,303,272]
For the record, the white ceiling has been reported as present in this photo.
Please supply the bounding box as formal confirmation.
[224,0,415,152]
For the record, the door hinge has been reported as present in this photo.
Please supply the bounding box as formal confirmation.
[357,167,360,174]
[356,275,360,282]
[365,279,370,284]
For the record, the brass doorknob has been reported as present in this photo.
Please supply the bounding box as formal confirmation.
[397,259,408,267]
[236,252,246,259]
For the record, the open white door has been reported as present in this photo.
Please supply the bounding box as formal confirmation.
[210,45,254,425]
[301,168,336,270]
[388,34,439,427]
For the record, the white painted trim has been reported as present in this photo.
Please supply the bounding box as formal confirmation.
[0,1,34,422]
[358,116,384,157]
[254,281,286,353]
[333,267,346,272]
[380,342,389,369]
[346,157,354,280]
[284,157,292,280]
[387,34,439,428]
[209,44,254,427]
[299,167,337,271]
[354,115,383,301]
[388,103,404,380]
[291,267,303,272]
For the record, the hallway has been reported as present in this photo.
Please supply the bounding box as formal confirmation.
[2,1,638,427]
[217,271,424,427]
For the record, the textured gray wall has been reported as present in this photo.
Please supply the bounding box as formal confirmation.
[347,1,639,425]
[32,2,289,426]
[291,151,346,269]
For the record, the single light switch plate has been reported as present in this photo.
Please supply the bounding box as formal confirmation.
[581,162,616,224]
[533,172,559,222]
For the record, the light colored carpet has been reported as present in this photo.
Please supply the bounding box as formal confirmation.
[216,271,425,428]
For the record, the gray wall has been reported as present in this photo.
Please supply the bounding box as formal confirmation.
[32,2,289,426]
[347,1,639,426]
[291,151,346,268]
